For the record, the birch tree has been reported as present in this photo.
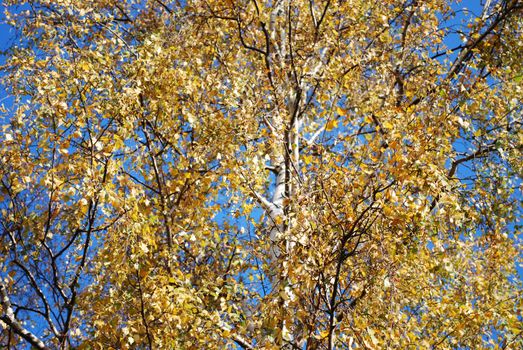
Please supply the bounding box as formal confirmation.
[1,0,522,349]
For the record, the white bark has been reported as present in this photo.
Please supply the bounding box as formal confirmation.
[254,163,286,258]
[0,282,50,350]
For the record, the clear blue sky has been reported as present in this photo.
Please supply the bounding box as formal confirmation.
[1,7,15,100]
[0,8,13,63]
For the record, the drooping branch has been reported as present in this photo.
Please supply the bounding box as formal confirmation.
[410,0,523,107]
[429,141,517,210]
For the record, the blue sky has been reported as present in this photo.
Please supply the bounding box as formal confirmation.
[1,7,15,107]
[0,8,13,63]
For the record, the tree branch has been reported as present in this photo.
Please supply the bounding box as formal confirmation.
[1,283,50,350]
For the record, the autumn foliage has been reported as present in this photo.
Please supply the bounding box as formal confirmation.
[1,0,522,349]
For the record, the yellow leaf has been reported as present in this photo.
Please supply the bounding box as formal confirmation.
[303,155,313,165]
[382,121,393,130]
[325,119,338,131]
[78,61,90,71]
